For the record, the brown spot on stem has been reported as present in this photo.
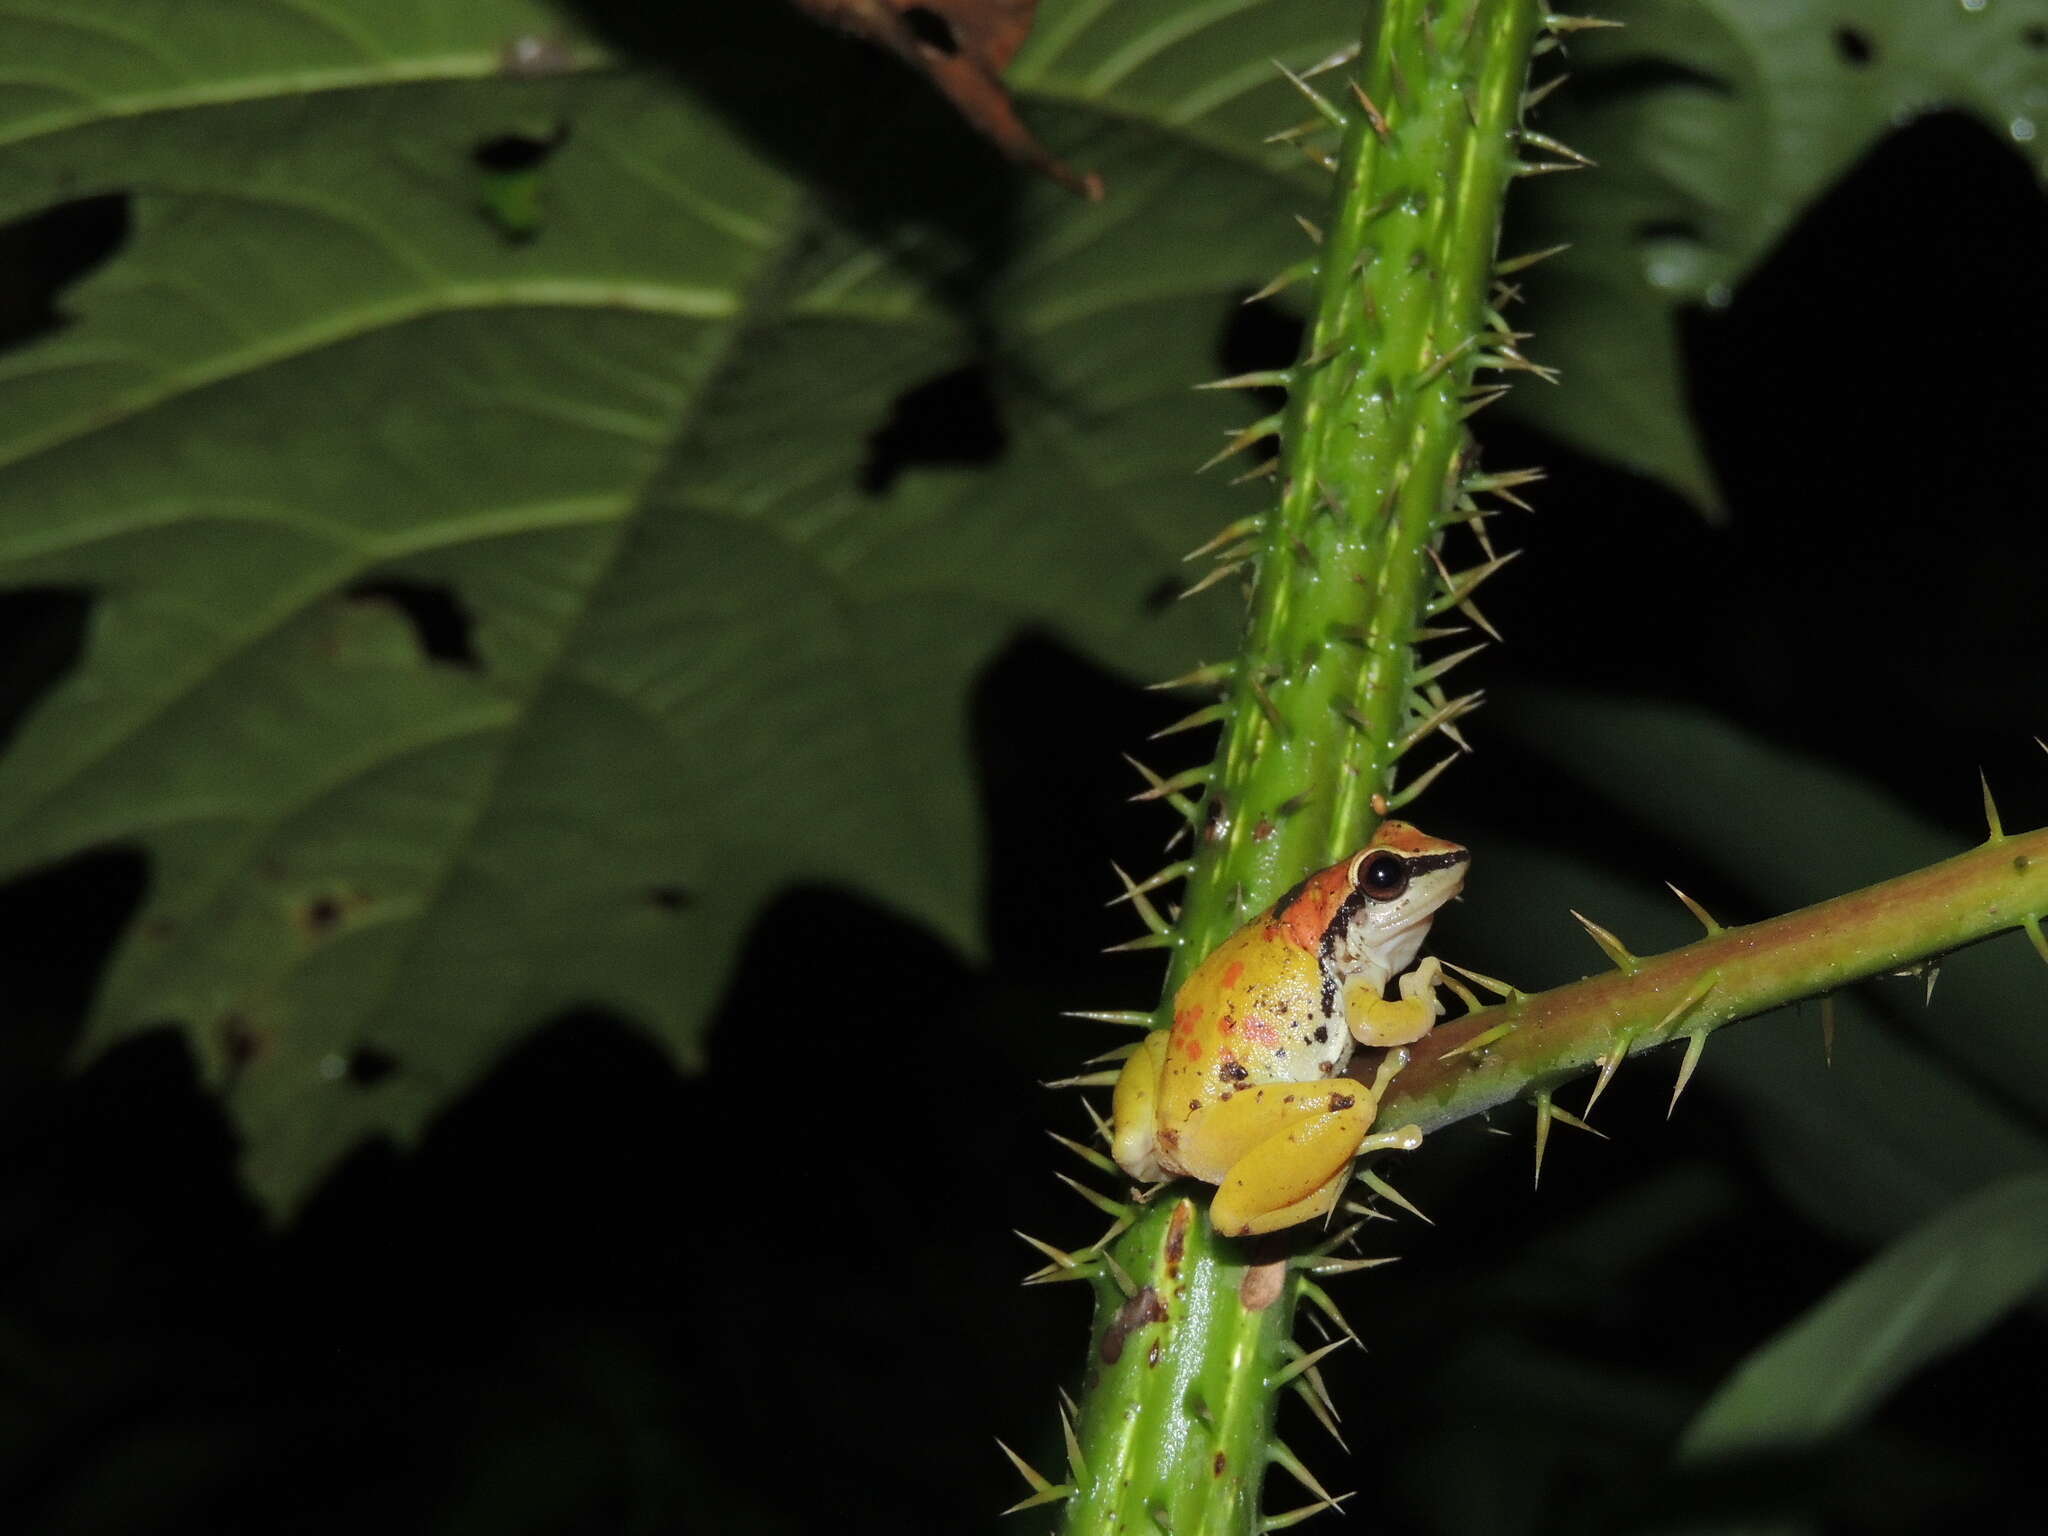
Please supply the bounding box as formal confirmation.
[1099,1285,1168,1364]
[1165,1201,1191,1281]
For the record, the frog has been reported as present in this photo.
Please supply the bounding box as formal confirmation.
[1110,822,1470,1236]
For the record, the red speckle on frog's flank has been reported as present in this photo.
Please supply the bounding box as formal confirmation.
[1241,1016,1280,1046]
[1221,960,1245,989]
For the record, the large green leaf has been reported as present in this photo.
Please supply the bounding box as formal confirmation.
[0,0,1340,1209]
[1,0,2034,1213]
[1509,0,2048,510]
[1680,1173,2048,1459]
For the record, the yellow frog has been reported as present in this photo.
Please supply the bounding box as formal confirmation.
[1110,822,1469,1236]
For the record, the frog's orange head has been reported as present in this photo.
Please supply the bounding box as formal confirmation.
[1326,821,1470,977]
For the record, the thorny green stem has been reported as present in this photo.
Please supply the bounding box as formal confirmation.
[1057,4,1548,1532]
[1381,825,2048,1131]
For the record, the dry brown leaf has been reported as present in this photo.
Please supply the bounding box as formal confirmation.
[794,0,1104,199]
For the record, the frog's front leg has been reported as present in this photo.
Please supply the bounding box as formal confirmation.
[1342,954,1447,1048]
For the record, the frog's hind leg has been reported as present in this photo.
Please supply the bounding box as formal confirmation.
[1110,1029,1172,1183]
[1206,1087,1380,1237]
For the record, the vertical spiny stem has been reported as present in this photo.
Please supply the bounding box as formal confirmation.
[1059,4,1547,1533]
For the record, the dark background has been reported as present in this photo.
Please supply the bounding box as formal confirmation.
[0,64,2043,1536]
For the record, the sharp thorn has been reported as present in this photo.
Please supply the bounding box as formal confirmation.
[1013,1230,1080,1269]
[1522,72,1570,110]
[1584,1030,1633,1116]
[1196,369,1293,392]
[1273,59,1350,127]
[1532,1091,1553,1189]
[1301,1252,1399,1278]
[1394,689,1484,760]
[1061,1008,1156,1028]
[1651,972,1720,1039]
[1080,1041,1140,1065]
[1387,751,1460,809]
[1053,1171,1133,1220]
[1148,660,1235,693]
[1494,242,1571,275]
[1272,1335,1352,1390]
[1100,1247,1137,1298]
[1666,881,1723,935]
[2023,915,2048,971]
[1184,515,1266,562]
[1439,1019,1516,1059]
[1516,128,1595,166]
[1546,12,1626,32]
[1294,213,1325,245]
[1047,1129,1122,1177]
[1108,862,1172,935]
[1057,1397,1088,1485]
[1262,1493,1355,1532]
[1569,908,1638,973]
[1549,1103,1606,1139]
[1101,932,1174,955]
[1244,262,1314,305]
[1981,770,2005,841]
[1354,1168,1430,1224]
[1297,42,1360,79]
[1459,385,1512,419]
[1269,1440,1342,1506]
[1104,861,1194,904]
[1668,1032,1708,1118]
[995,1440,1072,1514]
[1291,1378,1350,1453]
[1346,80,1391,140]
[1409,643,1489,689]
[1151,702,1229,740]
[1043,1067,1124,1087]
[1440,959,1519,999]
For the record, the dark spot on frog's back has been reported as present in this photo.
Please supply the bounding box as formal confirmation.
[1330,1092,1356,1112]
[1313,1024,1329,1043]
[1099,1285,1168,1364]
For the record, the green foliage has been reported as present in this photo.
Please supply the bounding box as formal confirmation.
[0,0,1329,1209]
[1682,1172,2048,1460]
[1509,0,2048,509]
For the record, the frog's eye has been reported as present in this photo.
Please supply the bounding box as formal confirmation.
[1358,851,1409,900]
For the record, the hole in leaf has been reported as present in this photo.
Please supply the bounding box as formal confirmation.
[470,127,568,173]
[2025,24,2048,49]
[0,587,89,751]
[901,6,959,54]
[1217,292,1304,411]
[1831,26,1875,66]
[348,1047,399,1086]
[861,363,1006,494]
[345,580,480,670]
[0,193,131,351]
[647,885,695,912]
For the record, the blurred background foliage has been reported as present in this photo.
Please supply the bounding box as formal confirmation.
[0,1,2042,1531]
